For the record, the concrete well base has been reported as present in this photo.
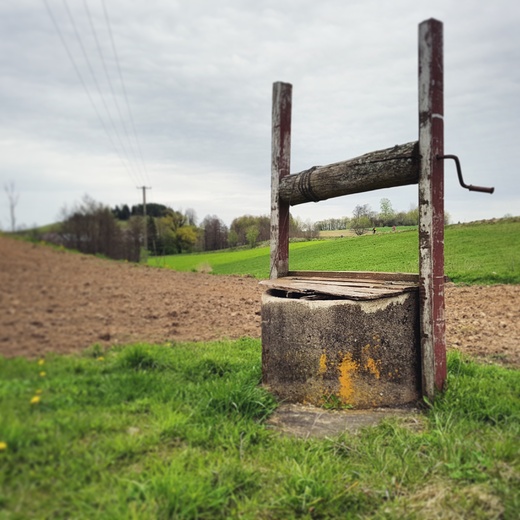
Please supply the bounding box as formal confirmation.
[261,290,421,409]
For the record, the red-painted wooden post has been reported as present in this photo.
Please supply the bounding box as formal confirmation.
[418,19,447,399]
[270,82,292,279]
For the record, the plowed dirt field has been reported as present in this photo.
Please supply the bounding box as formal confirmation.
[1,236,518,367]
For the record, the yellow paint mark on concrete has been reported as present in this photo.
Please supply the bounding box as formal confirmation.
[319,353,327,375]
[361,342,381,379]
[338,353,359,403]
[365,357,381,379]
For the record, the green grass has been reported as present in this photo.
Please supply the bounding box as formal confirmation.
[149,220,520,284]
[1,340,519,519]
[445,221,520,284]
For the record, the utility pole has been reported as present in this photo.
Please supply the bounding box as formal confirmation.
[137,186,151,256]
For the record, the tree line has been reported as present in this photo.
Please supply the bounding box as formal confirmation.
[315,198,422,234]
[41,196,318,262]
[40,195,435,262]
[143,210,318,255]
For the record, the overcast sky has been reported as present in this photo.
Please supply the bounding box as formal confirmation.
[1,0,518,230]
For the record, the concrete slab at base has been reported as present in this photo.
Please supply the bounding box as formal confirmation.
[267,403,423,438]
[261,290,421,409]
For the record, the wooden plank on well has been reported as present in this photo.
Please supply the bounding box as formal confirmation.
[287,270,420,283]
[260,276,418,300]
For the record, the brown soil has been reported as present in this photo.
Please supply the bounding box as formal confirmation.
[1,236,519,367]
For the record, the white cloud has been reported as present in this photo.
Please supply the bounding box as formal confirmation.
[0,0,518,230]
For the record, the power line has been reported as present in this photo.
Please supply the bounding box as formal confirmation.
[61,0,141,185]
[101,0,150,187]
[42,0,137,183]
[82,0,146,186]
[43,0,150,189]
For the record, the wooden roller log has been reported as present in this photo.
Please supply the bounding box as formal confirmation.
[279,141,420,206]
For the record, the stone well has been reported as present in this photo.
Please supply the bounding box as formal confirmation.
[261,275,421,409]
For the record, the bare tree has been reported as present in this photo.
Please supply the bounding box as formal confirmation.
[184,208,198,226]
[4,181,20,232]
[57,195,140,261]
[379,198,396,226]
[201,215,228,251]
[351,204,374,236]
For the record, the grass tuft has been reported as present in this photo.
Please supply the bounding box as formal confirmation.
[116,343,174,371]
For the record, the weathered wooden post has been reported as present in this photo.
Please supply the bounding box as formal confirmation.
[418,19,446,399]
[270,82,292,279]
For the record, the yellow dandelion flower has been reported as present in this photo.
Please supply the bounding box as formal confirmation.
[0,441,7,451]
[39,371,46,377]
[37,359,45,366]
[97,356,105,361]
[30,395,41,405]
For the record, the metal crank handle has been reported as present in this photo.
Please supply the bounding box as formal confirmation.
[437,154,495,194]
